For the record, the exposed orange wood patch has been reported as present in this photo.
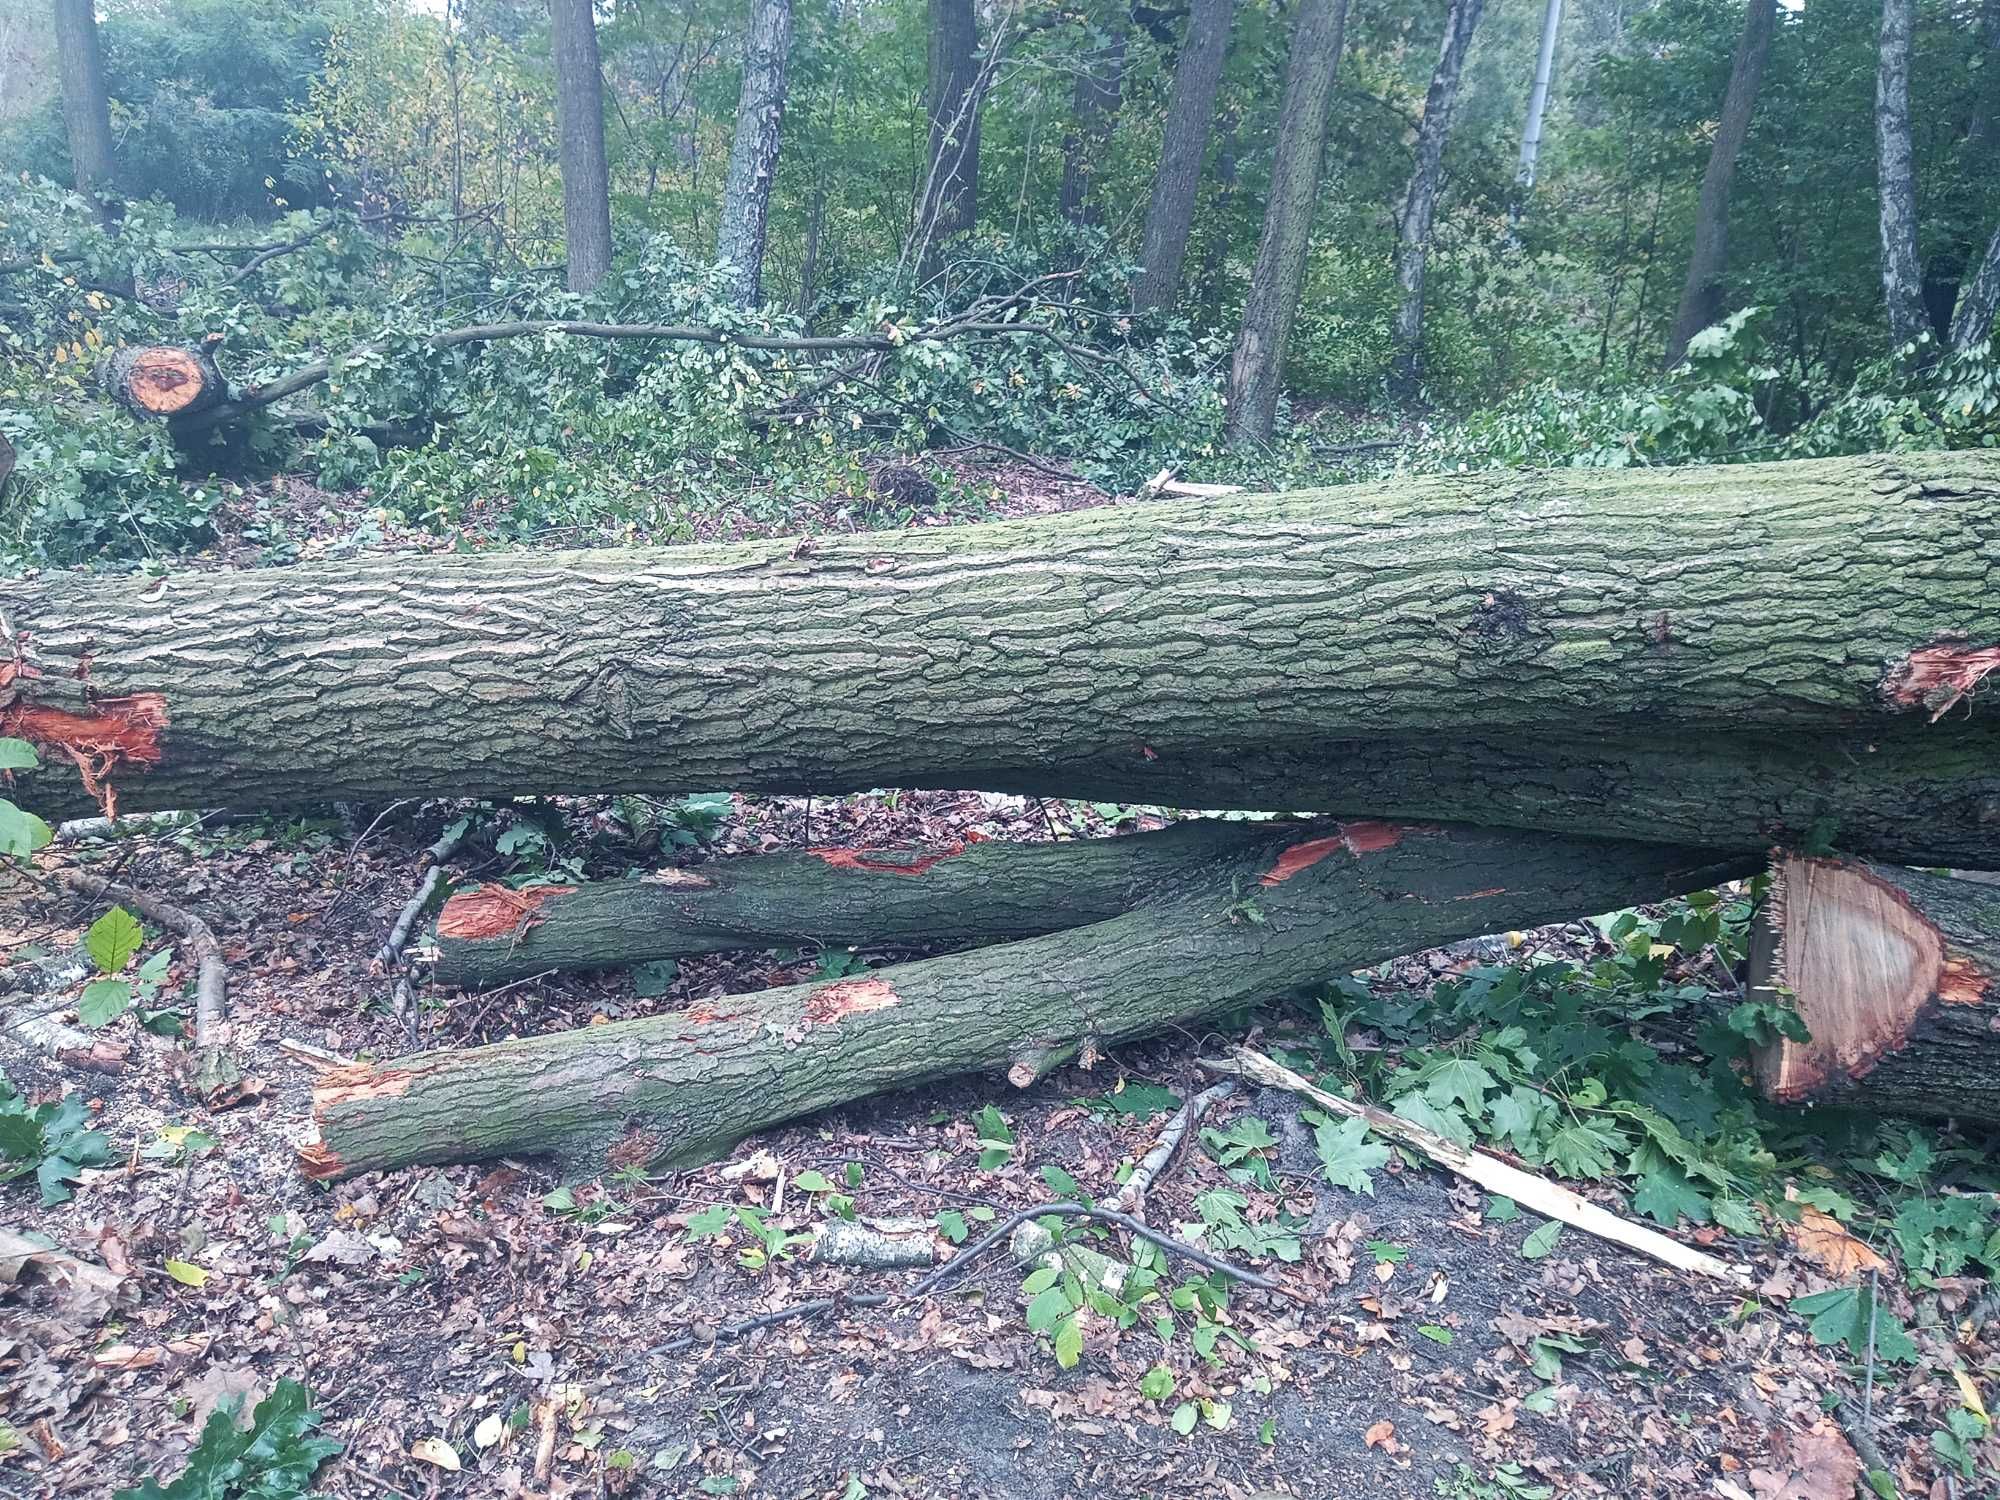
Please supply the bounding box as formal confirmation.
[437,883,574,940]
[1338,820,1407,855]
[1,662,168,818]
[1259,835,1348,886]
[809,831,986,876]
[803,976,900,1025]
[1880,639,2000,720]
[682,1001,746,1026]
[122,348,207,414]
[1939,957,1989,1006]
[295,1138,345,1181]
[313,1062,416,1105]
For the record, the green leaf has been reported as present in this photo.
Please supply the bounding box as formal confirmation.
[1040,1164,1080,1198]
[1390,1093,1475,1148]
[1020,1265,1061,1297]
[1170,1402,1198,1436]
[935,1210,968,1244]
[1417,1056,1497,1115]
[1101,1082,1180,1118]
[78,978,134,1029]
[164,1259,208,1287]
[0,737,39,771]
[1790,1285,1919,1364]
[1051,1313,1084,1369]
[1542,1120,1624,1180]
[114,1377,341,1500]
[0,798,52,857]
[1521,1221,1565,1260]
[1629,1156,1711,1228]
[1312,1114,1389,1194]
[86,907,145,976]
[1486,1195,1521,1223]
[1139,1365,1174,1402]
[792,1170,832,1194]
[1417,1324,1453,1345]
[1025,1286,1073,1334]
[1487,1087,1553,1153]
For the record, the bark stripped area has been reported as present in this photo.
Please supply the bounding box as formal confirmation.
[1749,856,2000,1122]
[435,883,576,942]
[8,454,1997,845]
[1880,639,2000,720]
[304,824,1754,1178]
[0,661,167,817]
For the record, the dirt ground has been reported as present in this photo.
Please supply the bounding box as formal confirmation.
[3,466,1996,1499]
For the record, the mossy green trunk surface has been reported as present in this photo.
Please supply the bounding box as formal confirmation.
[6,455,1996,847]
[304,821,1754,1178]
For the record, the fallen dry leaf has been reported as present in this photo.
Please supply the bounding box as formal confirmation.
[411,1436,462,1471]
[1364,1419,1401,1453]
[1786,1203,1887,1276]
[1747,1425,1860,1500]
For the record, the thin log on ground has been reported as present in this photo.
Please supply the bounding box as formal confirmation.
[1746,857,2000,1123]
[1102,1080,1234,1220]
[1205,1048,1750,1286]
[434,820,1286,986]
[380,821,469,1031]
[298,820,1754,1180]
[6,452,1998,854]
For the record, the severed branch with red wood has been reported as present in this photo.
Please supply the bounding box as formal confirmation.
[298,821,1754,1181]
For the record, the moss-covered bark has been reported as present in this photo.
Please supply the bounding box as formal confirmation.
[303,821,1754,1179]
[434,820,1282,986]
[1750,858,2000,1123]
[6,454,1996,834]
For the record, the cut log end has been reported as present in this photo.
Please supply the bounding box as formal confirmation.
[1750,856,1995,1109]
[123,348,209,414]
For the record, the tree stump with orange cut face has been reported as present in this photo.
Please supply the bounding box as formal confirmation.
[99,339,226,422]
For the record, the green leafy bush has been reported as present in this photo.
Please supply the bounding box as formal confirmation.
[114,1378,341,1500]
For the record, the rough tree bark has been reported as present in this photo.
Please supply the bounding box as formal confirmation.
[52,0,116,215]
[1748,857,2000,1124]
[1875,0,1929,350]
[914,0,982,256]
[300,822,1755,1178]
[4,453,1997,835]
[1387,0,1488,401]
[1949,0,2000,351]
[1133,0,1233,313]
[436,821,1298,986]
[1515,0,1564,194]
[549,0,615,294]
[1663,0,1776,369]
[1059,24,1126,227]
[1223,0,1349,444]
[715,0,794,306]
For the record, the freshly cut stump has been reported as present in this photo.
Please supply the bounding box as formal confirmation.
[1748,857,2000,1123]
[99,342,225,420]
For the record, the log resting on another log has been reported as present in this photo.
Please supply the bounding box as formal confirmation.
[434,820,1288,987]
[1748,858,2000,1124]
[3,452,1996,849]
[299,821,1756,1180]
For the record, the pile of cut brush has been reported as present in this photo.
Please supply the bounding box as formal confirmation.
[5,450,1998,1189]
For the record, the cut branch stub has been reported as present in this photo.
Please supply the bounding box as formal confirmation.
[1748,856,2000,1123]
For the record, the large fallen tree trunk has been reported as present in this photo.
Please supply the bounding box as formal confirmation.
[5,453,1996,839]
[300,821,1756,1178]
[1747,856,2000,1124]
[435,820,1286,986]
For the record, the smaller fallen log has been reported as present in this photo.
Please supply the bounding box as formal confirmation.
[300,821,1754,1180]
[98,339,227,423]
[1748,858,2000,1124]
[433,820,1285,986]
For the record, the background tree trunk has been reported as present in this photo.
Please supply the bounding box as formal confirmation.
[51,0,116,216]
[303,823,1754,1178]
[1949,0,2000,350]
[1515,0,1564,194]
[1748,857,2000,1123]
[1387,0,1488,401]
[548,0,614,294]
[913,0,982,261]
[1059,26,1126,227]
[1132,0,1233,313]
[715,0,793,306]
[1222,0,1350,444]
[1875,0,1928,350]
[435,820,1287,986]
[6,455,1997,842]
[1663,0,1776,369]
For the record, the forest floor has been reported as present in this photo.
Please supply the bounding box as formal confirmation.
[3,462,1994,1500]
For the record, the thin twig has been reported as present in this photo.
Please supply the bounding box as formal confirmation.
[1103,1081,1234,1220]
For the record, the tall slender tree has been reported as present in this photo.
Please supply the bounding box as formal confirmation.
[716,0,794,306]
[1949,0,2000,350]
[51,0,116,213]
[1059,23,1126,227]
[1875,0,1928,349]
[1133,0,1233,313]
[1387,0,1488,401]
[1662,0,1776,368]
[549,0,614,294]
[1515,0,1564,194]
[1222,0,1349,444]
[912,0,983,262]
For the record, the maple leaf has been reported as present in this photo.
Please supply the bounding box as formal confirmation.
[1787,1205,1887,1276]
[1746,1425,1860,1500]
